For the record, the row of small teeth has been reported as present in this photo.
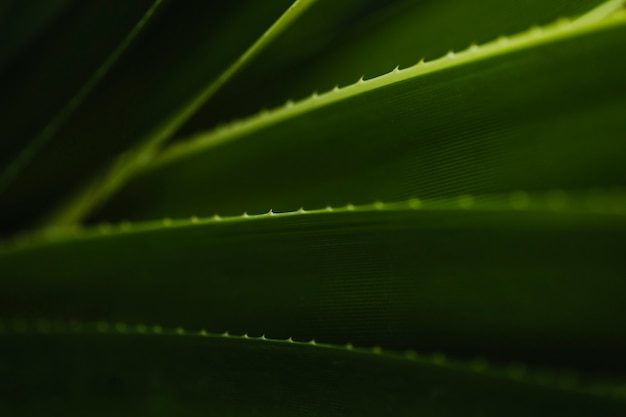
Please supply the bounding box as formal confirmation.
[0,317,594,389]
[4,188,626,248]
[214,17,581,132]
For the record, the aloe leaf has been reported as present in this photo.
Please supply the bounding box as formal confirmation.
[3,193,626,371]
[282,0,623,99]
[1,1,624,413]
[39,0,316,230]
[0,320,624,416]
[176,0,406,137]
[0,0,165,234]
[94,12,626,223]
[189,0,623,133]
[0,0,313,234]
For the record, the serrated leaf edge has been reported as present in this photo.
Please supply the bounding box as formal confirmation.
[4,188,626,253]
[152,7,626,170]
[1,317,623,399]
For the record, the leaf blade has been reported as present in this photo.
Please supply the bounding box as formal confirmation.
[42,0,318,229]
[1,321,624,416]
[3,193,626,372]
[97,13,626,222]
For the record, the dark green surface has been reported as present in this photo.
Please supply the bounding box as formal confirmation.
[96,21,626,223]
[177,0,394,138]
[0,0,161,233]
[1,1,626,414]
[188,0,610,137]
[0,0,75,73]
[1,330,624,416]
[283,0,609,97]
[0,0,157,171]
[3,207,626,371]
[0,0,294,233]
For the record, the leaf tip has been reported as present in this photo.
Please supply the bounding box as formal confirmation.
[409,198,421,209]
[12,318,28,334]
[70,320,82,333]
[508,363,528,379]
[471,358,488,372]
[556,16,571,26]
[96,321,110,333]
[458,194,474,209]
[529,25,543,36]
[546,189,568,211]
[36,318,51,333]
[431,353,446,365]
[509,191,530,210]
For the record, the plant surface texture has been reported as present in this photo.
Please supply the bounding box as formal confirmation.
[1,0,625,415]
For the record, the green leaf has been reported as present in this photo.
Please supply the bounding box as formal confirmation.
[94,12,626,222]
[0,0,309,233]
[0,0,164,234]
[3,193,626,371]
[175,0,407,137]
[189,0,622,134]
[282,0,621,99]
[41,0,317,230]
[2,1,626,414]
[1,321,624,416]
